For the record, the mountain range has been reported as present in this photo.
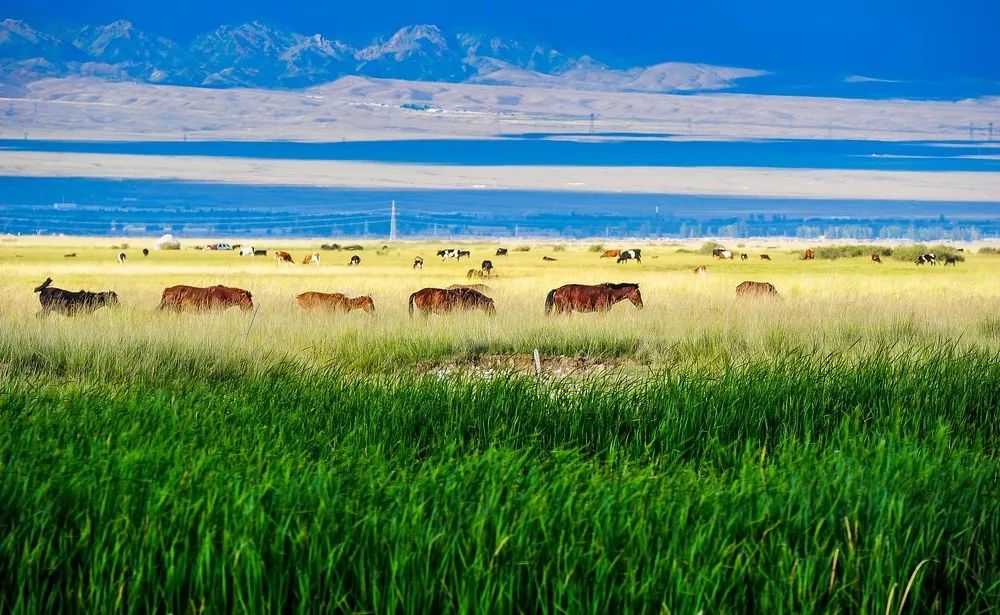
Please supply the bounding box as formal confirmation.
[0,18,767,93]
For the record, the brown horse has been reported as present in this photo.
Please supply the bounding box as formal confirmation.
[296,292,374,314]
[871,252,882,264]
[736,281,778,297]
[545,282,642,315]
[447,283,491,294]
[158,285,253,311]
[409,287,495,317]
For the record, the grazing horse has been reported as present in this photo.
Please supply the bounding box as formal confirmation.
[802,249,816,260]
[117,251,126,264]
[693,265,707,275]
[34,277,119,317]
[296,292,375,314]
[348,255,361,266]
[496,248,508,256]
[413,256,424,269]
[617,249,642,264]
[740,253,748,260]
[871,252,882,264]
[158,285,253,311]
[545,282,642,315]
[760,254,771,261]
[275,251,294,263]
[481,260,494,276]
[915,253,937,266]
[712,248,733,260]
[302,252,320,265]
[240,246,255,257]
[142,248,149,257]
[736,281,778,297]
[944,255,958,266]
[601,249,622,259]
[447,283,490,294]
[408,287,495,317]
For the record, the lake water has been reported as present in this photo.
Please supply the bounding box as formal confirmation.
[2,137,999,172]
[2,177,996,240]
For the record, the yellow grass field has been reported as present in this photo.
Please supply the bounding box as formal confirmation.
[2,236,998,373]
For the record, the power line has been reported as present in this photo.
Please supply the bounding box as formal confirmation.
[389,200,398,241]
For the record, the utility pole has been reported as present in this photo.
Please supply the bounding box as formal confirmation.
[389,200,398,241]
[589,113,595,135]
[990,122,994,142]
[969,122,974,142]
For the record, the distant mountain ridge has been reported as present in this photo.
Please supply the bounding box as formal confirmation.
[0,18,768,92]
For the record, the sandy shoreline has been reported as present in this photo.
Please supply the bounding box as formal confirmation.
[2,151,998,202]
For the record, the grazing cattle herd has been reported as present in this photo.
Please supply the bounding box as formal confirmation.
[30,243,971,320]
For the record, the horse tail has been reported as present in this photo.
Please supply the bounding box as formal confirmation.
[34,277,53,293]
[544,289,556,315]
[408,292,416,318]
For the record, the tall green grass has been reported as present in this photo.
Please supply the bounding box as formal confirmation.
[2,346,998,612]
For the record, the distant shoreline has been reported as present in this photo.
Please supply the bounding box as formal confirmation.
[2,152,998,202]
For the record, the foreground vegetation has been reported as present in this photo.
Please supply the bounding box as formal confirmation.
[1,238,998,610]
[2,346,999,612]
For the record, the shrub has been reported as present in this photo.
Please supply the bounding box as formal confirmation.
[552,245,567,252]
[697,241,725,255]
[892,244,964,262]
[588,244,605,253]
[814,244,892,260]
[979,246,1000,255]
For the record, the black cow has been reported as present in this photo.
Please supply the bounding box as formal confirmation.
[348,255,361,266]
[915,253,937,266]
[254,249,268,256]
[617,249,642,264]
[481,260,493,276]
[944,255,958,266]
[34,277,119,317]
[496,248,508,256]
[142,248,150,257]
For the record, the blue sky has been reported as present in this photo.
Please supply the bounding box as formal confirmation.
[5,0,999,80]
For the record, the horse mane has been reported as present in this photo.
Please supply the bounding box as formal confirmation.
[601,282,638,290]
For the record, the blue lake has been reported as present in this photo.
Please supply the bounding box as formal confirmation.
[2,137,999,172]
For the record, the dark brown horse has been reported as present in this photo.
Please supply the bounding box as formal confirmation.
[409,287,495,317]
[34,277,119,317]
[736,281,778,297]
[158,285,253,311]
[545,282,642,315]
[297,292,374,314]
[447,283,491,294]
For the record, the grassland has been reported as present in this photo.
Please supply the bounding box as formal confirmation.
[1,236,999,612]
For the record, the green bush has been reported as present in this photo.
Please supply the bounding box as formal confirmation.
[979,246,999,255]
[891,244,965,262]
[697,241,725,255]
[813,244,892,260]
[587,244,605,253]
